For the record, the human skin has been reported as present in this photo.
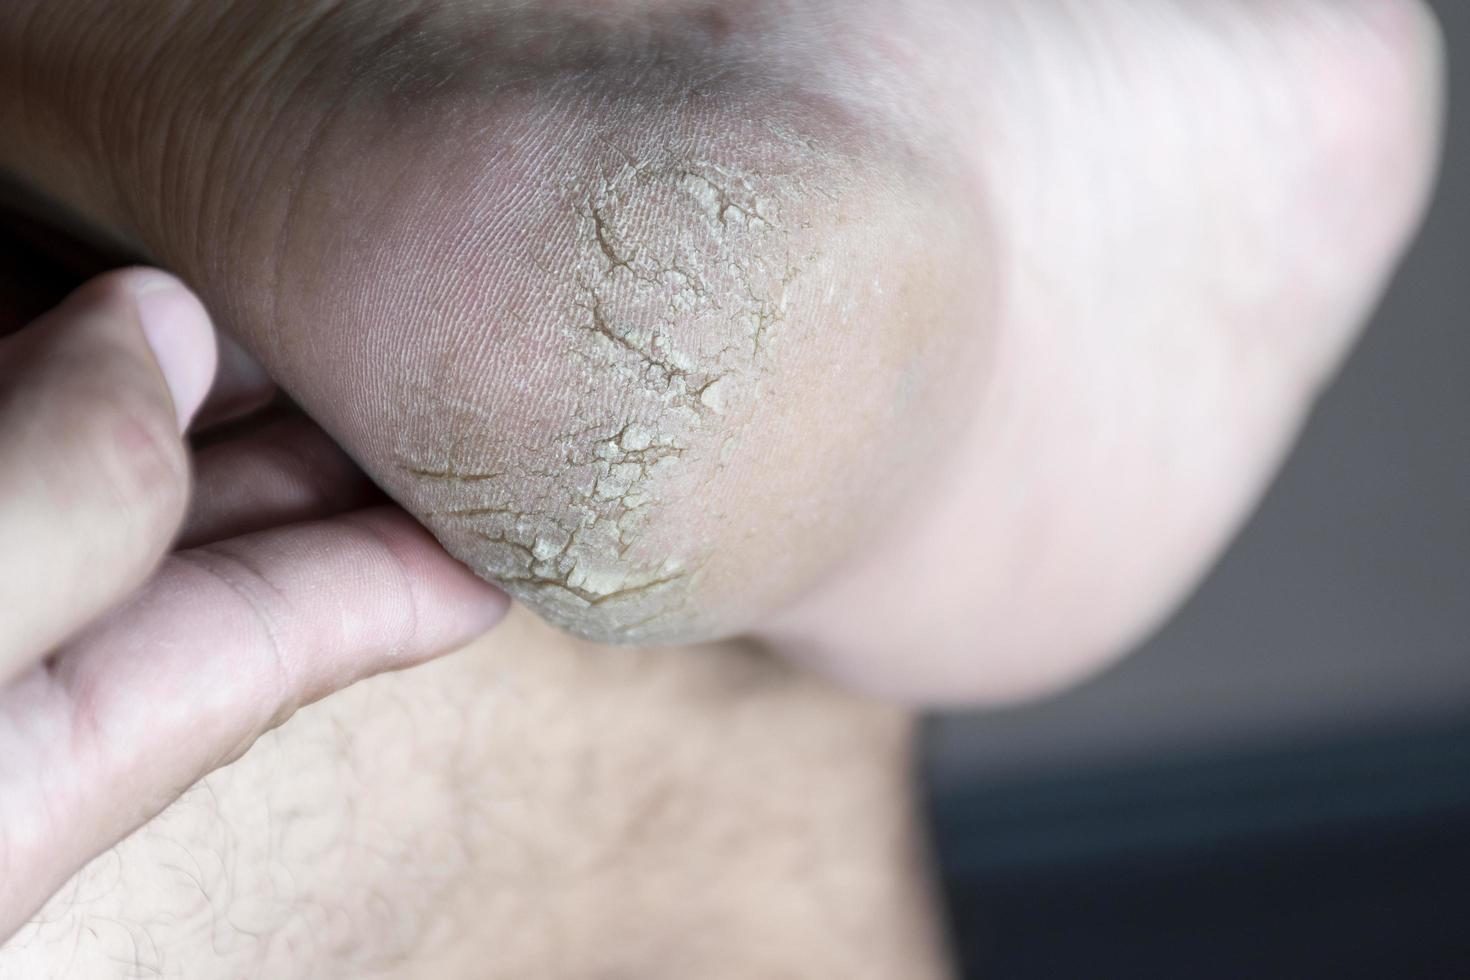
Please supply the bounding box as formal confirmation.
[0,267,943,973]
[0,0,1448,975]
[0,609,947,979]
[0,266,517,947]
[0,273,940,978]
[0,0,1443,701]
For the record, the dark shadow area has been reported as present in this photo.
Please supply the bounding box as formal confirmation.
[928,720,1470,979]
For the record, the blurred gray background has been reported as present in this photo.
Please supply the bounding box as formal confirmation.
[928,0,1468,789]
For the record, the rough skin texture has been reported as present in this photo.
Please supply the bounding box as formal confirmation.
[3,0,1434,697]
[252,61,989,644]
[391,107,862,639]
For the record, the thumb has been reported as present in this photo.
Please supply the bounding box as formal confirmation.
[0,268,217,679]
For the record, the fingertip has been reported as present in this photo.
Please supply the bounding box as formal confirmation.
[345,508,513,652]
[124,270,219,431]
[463,577,514,637]
[404,532,514,649]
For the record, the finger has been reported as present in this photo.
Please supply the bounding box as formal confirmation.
[0,506,507,934]
[0,269,217,681]
[181,414,381,548]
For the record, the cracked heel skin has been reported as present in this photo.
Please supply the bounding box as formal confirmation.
[237,65,991,645]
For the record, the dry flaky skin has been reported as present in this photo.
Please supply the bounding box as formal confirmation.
[0,0,1442,701]
[0,0,992,652]
[0,0,992,654]
[391,118,840,639]
[257,66,989,645]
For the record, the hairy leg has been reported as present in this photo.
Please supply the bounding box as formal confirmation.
[0,612,948,979]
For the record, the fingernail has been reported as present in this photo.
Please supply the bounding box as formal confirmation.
[130,272,219,432]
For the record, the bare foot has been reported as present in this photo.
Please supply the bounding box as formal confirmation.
[0,0,1444,699]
